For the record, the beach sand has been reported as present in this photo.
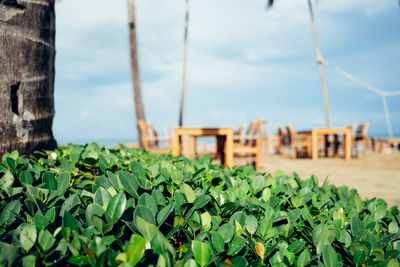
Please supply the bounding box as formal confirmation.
[259,152,400,208]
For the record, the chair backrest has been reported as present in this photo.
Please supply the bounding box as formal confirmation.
[147,123,159,147]
[355,122,369,141]
[248,119,266,146]
[285,125,295,145]
[164,125,172,148]
[234,125,246,144]
[137,119,149,149]
[278,127,287,144]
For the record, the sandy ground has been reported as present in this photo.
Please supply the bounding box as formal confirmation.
[258,151,400,208]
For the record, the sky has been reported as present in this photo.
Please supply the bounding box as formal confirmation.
[53,0,400,146]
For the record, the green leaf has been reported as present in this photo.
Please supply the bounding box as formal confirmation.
[22,255,36,267]
[322,243,338,267]
[184,259,198,267]
[0,171,14,194]
[339,229,352,248]
[181,183,196,203]
[67,255,90,265]
[333,207,346,227]
[136,216,158,241]
[86,203,105,225]
[130,161,147,178]
[60,193,80,217]
[42,172,57,191]
[389,221,399,234]
[193,195,211,209]
[0,200,20,227]
[351,216,365,241]
[34,211,49,230]
[57,172,71,196]
[105,192,127,223]
[20,223,37,252]
[212,232,225,253]
[134,205,156,225]
[387,259,400,267]
[63,211,78,232]
[171,169,184,185]
[119,171,139,198]
[252,175,265,192]
[353,249,367,266]
[157,204,174,227]
[94,187,112,208]
[217,223,234,243]
[38,229,56,251]
[138,193,157,217]
[227,235,246,256]
[19,170,33,185]
[126,234,146,267]
[296,250,310,267]
[191,240,211,267]
[136,216,176,257]
[258,215,273,237]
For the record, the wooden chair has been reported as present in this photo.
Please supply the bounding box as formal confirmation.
[351,123,369,158]
[137,120,173,154]
[232,119,266,171]
[285,126,312,159]
[277,127,289,155]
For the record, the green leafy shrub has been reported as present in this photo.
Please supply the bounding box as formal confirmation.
[0,143,399,266]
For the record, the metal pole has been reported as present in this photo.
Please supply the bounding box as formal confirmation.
[382,95,393,138]
[307,0,331,128]
[179,0,189,127]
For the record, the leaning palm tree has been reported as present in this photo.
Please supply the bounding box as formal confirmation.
[267,0,331,127]
[0,0,57,157]
[127,0,146,146]
[179,0,190,127]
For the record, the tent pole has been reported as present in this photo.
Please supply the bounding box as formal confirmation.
[307,0,331,128]
[179,0,190,127]
[382,95,393,138]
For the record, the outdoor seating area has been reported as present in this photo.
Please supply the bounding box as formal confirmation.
[119,119,398,172]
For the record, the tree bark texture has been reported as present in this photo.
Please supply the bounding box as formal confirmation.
[0,0,57,157]
[127,0,146,146]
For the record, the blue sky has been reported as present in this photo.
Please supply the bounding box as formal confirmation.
[53,0,400,145]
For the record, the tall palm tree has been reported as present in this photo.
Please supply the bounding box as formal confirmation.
[0,0,57,157]
[268,0,331,127]
[179,0,190,127]
[127,0,146,145]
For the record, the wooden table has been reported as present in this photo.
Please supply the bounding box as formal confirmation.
[173,127,233,168]
[310,128,351,160]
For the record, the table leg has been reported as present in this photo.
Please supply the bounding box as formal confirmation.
[345,129,351,160]
[312,130,318,160]
[225,130,233,169]
[173,132,181,156]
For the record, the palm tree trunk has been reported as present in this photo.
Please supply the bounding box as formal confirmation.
[0,0,57,157]
[127,0,146,146]
[307,0,331,128]
[179,0,190,127]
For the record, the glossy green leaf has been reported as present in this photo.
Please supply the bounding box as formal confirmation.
[322,243,338,267]
[227,236,246,256]
[118,171,139,198]
[127,234,146,266]
[57,172,71,196]
[22,255,36,267]
[296,250,310,267]
[157,204,174,227]
[105,192,127,223]
[20,224,37,252]
[191,240,211,267]
[38,229,55,251]
[212,232,225,253]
